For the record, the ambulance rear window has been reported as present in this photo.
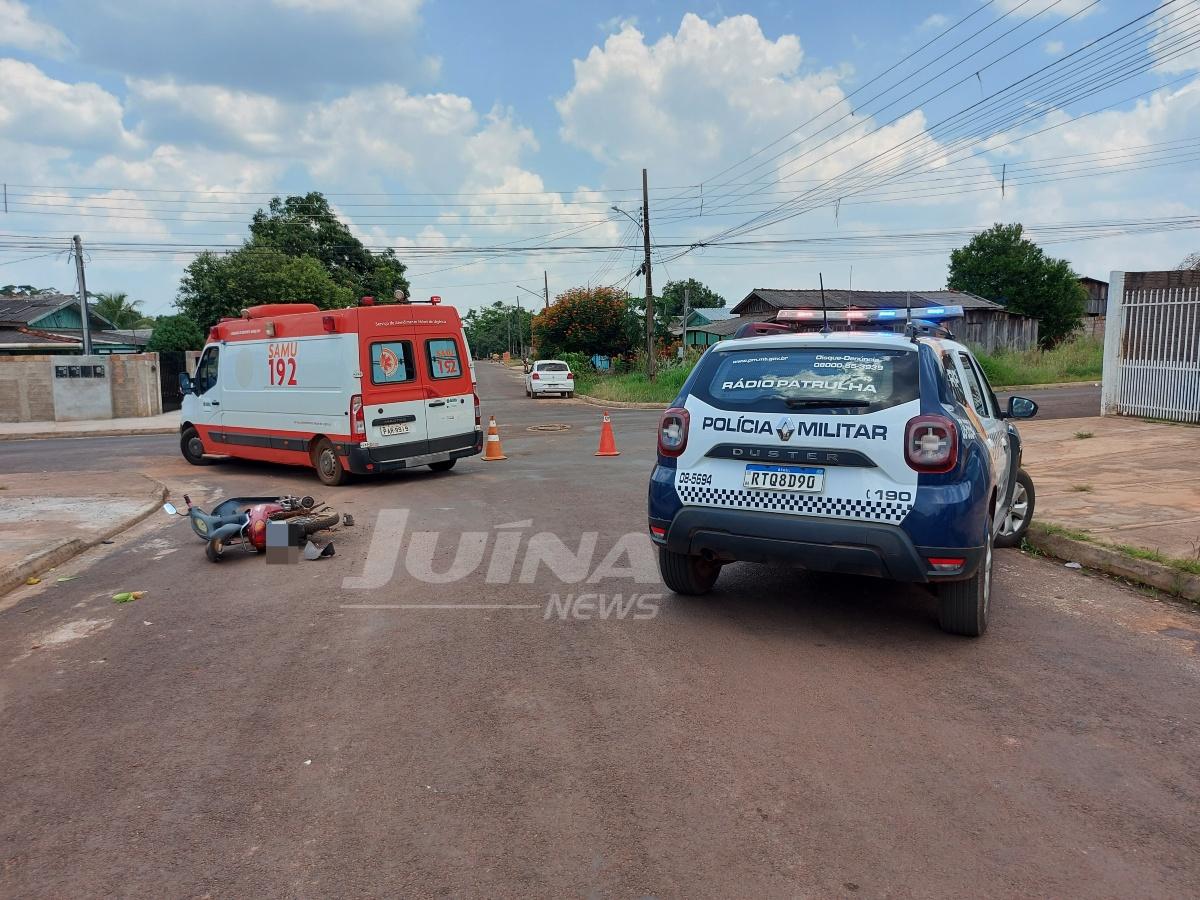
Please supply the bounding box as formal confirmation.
[370,341,415,385]
[696,346,918,413]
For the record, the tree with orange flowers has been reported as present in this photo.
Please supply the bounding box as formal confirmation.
[532,286,638,357]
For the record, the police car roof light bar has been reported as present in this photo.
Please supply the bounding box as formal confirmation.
[775,304,963,324]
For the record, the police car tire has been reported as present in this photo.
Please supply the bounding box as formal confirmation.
[181,426,209,466]
[658,548,720,595]
[995,469,1035,548]
[312,438,347,487]
[937,530,992,637]
[429,459,456,472]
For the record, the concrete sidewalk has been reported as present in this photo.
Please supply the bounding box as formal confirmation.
[0,470,168,597]
[1021,415,1200,561]
[0,410,179,441]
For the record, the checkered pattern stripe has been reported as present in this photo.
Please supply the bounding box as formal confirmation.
[676,483,913,524]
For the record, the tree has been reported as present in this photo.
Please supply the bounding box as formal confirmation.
[1178,252,1200,270]
[147,314,205,352]
[947,223,1087,347]
[250,192,409,301]
[93,292,152,328]
[659,278,726,321]
[178,246,354,329]
[463,301,534,358]
[1,284,58,297]
[532,286,636,357]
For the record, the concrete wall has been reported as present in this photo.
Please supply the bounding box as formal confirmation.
[0,353,162,422]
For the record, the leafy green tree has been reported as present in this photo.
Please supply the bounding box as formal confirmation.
[93,292,152,328]
[462,301,534,357]
[947,223,1087,347]
[532,286,635,357]
[177,246,354,329]
[659,278,725,321]
[1,284,58,296]
[250,192,409,300]
[147,314,205,352]
[1178,252,1200,270]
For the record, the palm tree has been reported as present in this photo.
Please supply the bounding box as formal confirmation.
[93,292,152,329]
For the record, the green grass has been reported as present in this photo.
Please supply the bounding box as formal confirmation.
[1032,523,1200,581]
[1038,522,1094,542]
[1070,484,1093,493]
[973,337,1103,387]
[1074,430,1094,439]
[574,364,694,404]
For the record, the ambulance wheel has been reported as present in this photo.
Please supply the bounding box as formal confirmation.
[312,438,347,487]
[937,530,992,637]
[658,548,720,595]
[429,459,457,473]
[181,426,209,466]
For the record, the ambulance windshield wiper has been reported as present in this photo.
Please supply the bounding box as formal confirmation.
[782,397,871,409]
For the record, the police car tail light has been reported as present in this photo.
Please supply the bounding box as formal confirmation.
[350,394,366,440]
[658,407,690,457]
[904,414,957,473]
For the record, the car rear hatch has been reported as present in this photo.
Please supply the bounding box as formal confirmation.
[672,339,921,525]
[534,362,573,390]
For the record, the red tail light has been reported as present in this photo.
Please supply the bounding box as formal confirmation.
[473,392,481,427]
[531,372,540,380]
[350,394,366,441]
[905,414,957,473]
[658,407,690,457]
[565,371,573,379]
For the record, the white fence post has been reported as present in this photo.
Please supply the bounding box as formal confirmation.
[1101,270,1125,416]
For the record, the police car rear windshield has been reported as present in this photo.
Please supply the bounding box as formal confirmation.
[694,346,919,414]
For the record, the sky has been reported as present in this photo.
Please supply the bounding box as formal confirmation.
[2,0,1199,316]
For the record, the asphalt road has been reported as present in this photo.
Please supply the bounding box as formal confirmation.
[1,365,1197,898]
[995,382,1101,420]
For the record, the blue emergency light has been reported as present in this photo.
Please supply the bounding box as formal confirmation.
[775,304,964,323]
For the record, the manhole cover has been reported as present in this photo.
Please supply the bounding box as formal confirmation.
[526,423,572,433]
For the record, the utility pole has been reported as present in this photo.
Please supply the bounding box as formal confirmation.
[682,283,690,355]
[543,270,549,310]
[72,234,93,356]
[642,168,655,379]
[515,294,522,357]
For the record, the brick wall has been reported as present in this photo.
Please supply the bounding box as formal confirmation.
[0,356,55,423]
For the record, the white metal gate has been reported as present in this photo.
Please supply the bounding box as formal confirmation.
[1102,270,1200,423]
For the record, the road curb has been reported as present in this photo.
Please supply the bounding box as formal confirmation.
[0,479,170,598]
[0,426,179,442]
[994,380,1101,392]
[1025,523,1200,602]
[574,392,668,410]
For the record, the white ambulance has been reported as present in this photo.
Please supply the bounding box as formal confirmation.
[179,298,482,485]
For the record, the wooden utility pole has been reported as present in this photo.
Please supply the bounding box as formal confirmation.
[642,168,655,379]
[73,234,93,356]
[543,270,549,310]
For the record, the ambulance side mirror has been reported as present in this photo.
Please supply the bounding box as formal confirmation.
[178,372,194,395]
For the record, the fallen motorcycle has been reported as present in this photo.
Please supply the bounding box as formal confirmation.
[163,494,339,562]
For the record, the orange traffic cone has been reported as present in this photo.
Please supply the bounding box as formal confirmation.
[595,410,621,457]
[482,415,507,461]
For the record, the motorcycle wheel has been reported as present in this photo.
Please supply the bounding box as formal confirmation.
[205,539,224,562]
[290,512,340,536]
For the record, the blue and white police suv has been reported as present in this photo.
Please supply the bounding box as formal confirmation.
[647,305,1039,636]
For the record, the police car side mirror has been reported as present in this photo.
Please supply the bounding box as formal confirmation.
[1006,396,1038,419]
[178,372,194,395]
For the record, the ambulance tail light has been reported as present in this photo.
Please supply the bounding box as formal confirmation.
[322,315,337,333]
[658,407,690,457]
[350,394,366,440]
[905,414,957,473]
[473,392,481,427]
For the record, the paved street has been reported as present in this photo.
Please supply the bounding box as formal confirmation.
[995,382,1100,420]
[1,363,1198,898]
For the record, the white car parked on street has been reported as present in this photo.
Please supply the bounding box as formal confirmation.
[524,359,575,398]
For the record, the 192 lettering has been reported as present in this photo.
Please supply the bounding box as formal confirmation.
[268,358,297,386]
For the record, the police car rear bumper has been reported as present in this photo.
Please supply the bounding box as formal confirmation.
[654,507,984,583]
[342,429,483,474]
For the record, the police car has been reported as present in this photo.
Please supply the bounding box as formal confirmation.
[647,305,1038,636]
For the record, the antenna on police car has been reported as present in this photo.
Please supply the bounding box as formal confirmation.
[819,272,831,334]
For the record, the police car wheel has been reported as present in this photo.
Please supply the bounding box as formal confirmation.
[937,530,992,637]
[995,469,1035,548]
[658,547,720,595]
[312,439,347,487]
[180,426,209,466]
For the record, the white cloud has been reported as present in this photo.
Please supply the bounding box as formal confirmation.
[1044,40,1064,55]
[1151,3,1200,74]
[271,0,421,26]
[0,0,71,57]
[921,13,950,31]
[0,59,137,150]
[993,0,1097,17]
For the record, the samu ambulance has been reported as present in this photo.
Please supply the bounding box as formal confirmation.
[179,297,482,485]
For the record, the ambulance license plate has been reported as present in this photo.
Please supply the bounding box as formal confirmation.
[379,423,410,436]
[743,464,824,492]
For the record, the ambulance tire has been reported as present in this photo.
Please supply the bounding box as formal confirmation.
[429,459,457,472]
[312,438,348,487]
[937,529,992,637]
[657,548,720,595]
[181,426,209,466]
